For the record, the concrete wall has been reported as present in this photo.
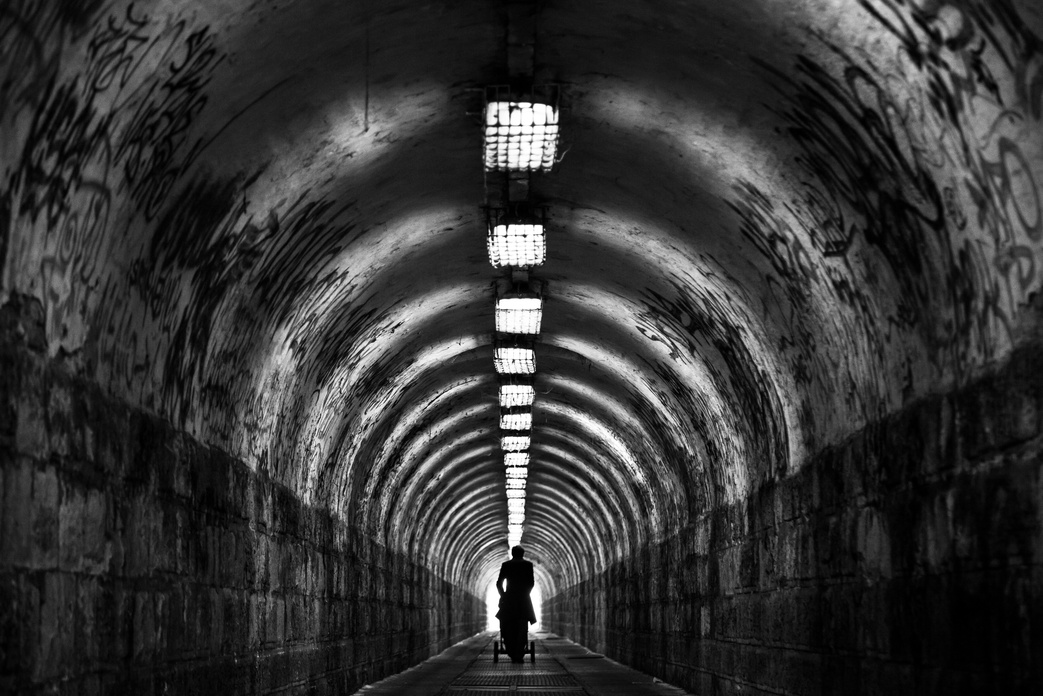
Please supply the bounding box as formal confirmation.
[545,326,1043,694]
[0,294,484,695]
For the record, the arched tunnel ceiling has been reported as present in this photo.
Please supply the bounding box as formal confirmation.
[2,0,1042,596]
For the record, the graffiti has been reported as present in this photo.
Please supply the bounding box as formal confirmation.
[735,0,1043,389]
[114,22,223,219]
[638,282,790,482]
[0,0,109,119]
[2,1,231,400]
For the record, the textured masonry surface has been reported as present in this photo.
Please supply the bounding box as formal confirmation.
[0,295,484,695]
[545,341,1043,695]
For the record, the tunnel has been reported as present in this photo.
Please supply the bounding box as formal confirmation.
[1,0,1041,693]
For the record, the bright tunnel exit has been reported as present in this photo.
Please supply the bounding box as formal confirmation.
[486,581,542,632]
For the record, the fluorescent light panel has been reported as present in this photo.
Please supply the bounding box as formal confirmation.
[488,223,546,268]
[499,384,535,409]
[494,346,535,374]
[505,452,530,468]
[506,478,526,490]
[508,511,525,524]
[505,466,528,480]
[501,434,530,451]
[500,411,532,430]
[484,101,559,171]
[496,296,542,335]
[506,489,525,500]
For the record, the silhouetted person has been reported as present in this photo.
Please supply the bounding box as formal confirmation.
[495,545,537,663]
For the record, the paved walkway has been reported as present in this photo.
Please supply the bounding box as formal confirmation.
[352,631,694,695]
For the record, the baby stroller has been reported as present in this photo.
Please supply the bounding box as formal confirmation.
[492,633,536,663]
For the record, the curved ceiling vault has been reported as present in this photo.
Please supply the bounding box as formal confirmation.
[3,0,1042,598]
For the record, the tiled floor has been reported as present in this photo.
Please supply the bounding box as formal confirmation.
[352,632,694,695]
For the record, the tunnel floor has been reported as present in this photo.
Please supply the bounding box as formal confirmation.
[352,632,693,695]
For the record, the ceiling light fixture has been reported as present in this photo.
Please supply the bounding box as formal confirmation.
[488,222,546,268]
[501,434,530,451]
[500,411,532,430]
[496,295,542,335]
[499,384,535,409]
[506,478,526,490]
[484,101,559,172]
[494,344,535,374]
[505,452,530,468]
[505,466,528,480]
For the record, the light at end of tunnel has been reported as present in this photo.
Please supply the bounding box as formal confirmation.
[500,410,532,430]
[483,101,559,172]
[488,223,546,268]
[496,296,543,335]
[501,433,531,451]
[504,452,530,468]
[507,531,523,548]
[494,346,536,374]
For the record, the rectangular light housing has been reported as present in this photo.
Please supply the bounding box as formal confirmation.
[505,452,530,468]
[494,345,535,374]
[506,478,526,490]
[508,511,526,524]
[501,434,530,451]
[506,489,526,500]
[505,466,528,480]
[499,384,535,409]
[500,411,532,431]
[496,296,542,335]
[484,101,559,172]
[488,223,546,268]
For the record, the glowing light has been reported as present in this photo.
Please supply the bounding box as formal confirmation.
[508,511,525,524]
[506,478,526,490]
[484,101,559,171]
[488,223,546,268]
[505,452,530,468]
[506,489,525,500]
[500,411,532,430]
[494,346,535,374]
[505,466,528,480]
[501,434,530,451]
[496,296,542,335]
[499,384,535,409]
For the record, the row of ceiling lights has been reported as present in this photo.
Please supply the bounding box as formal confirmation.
[481,94,561,549]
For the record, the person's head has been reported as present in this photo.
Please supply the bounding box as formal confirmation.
[511,545,525,559]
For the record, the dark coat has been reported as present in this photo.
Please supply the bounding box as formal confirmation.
[495,559,536,624]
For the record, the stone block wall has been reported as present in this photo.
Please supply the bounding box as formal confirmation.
[544,343,1043,695]
[0,295,484,695]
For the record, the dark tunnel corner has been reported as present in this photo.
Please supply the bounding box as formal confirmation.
[0,292,487,694]
[540,294,1043,695]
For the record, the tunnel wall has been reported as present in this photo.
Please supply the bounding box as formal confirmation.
[0,295,484,695]
[544,316,1043,695]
